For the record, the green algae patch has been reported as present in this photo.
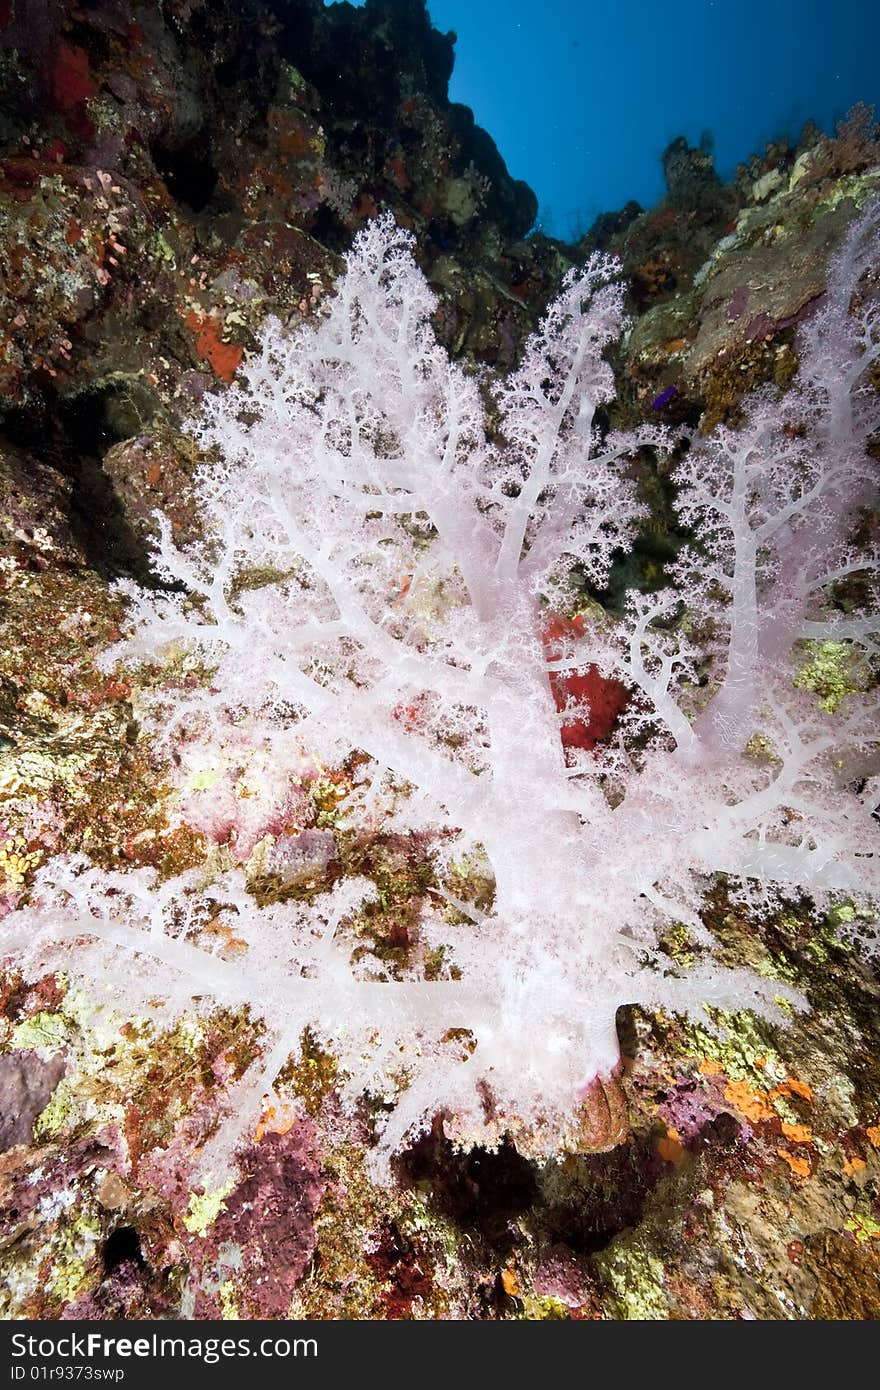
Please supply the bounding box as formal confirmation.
[846,1213,880,1242]
[794,640,868,713]
[11,1011,70,1052]
[679,1011,786,1088]
[32,1079,76,1142]
[184,1179,237,1236]
[45,1209,104,1309]
[597,1238,669,1320]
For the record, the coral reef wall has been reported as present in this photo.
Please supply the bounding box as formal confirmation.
[1,0,879,1321]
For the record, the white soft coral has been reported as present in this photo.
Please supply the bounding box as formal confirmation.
[7,206,879,1181]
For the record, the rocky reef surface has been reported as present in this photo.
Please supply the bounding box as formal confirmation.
[0,0,878,1320]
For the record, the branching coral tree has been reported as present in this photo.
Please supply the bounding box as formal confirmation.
[5,206,878,1181]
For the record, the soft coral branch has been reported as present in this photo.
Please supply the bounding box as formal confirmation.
[5,206,878,1183]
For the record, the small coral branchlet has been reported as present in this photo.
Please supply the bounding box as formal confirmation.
[5,205,879,1182]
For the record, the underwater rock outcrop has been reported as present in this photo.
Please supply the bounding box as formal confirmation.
[0,0,878,1322]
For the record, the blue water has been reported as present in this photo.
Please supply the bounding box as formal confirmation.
[327,0,879,238]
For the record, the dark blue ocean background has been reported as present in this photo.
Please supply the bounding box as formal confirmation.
[327,0,879,237]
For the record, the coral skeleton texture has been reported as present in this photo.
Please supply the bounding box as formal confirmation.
[5,207,879,1181]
